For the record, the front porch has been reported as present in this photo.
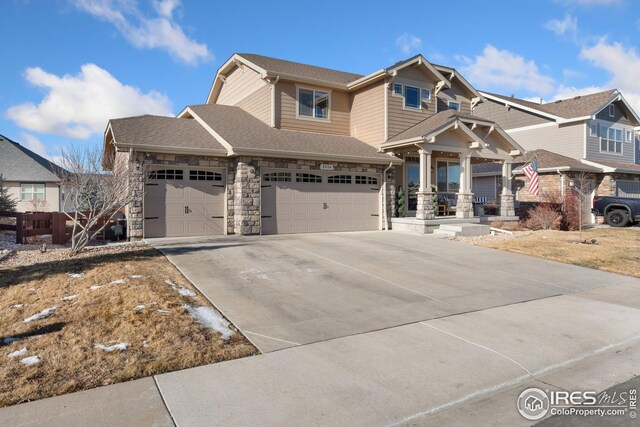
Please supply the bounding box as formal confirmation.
[390,214,519,234]
[381,111,524,224]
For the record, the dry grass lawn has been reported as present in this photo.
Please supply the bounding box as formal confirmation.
[476,228,640,278]
[0,245,256,408]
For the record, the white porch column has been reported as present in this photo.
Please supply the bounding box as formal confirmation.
[456,152,474,218]
[500,160,516,217]
[416,149,434,220]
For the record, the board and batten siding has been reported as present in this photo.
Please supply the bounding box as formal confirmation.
[508,123,584,159]
[387,67,437,139]
[350,82,385,146]
[595,101,633,126]
[276,81,350,135]
[216,65,267,107]
[236,84,271,125]
[473,99,552,129]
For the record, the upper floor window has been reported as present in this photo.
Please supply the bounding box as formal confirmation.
[448,101,461,112]
[298,88,329,120]
[627,130,634,142]
[404,85,420,109]
[21,183,45,201]
[421,88,431,101]
[589,123,597,136]
[393,83,403,95]
[600,126,623,154]
[608,104,615,117]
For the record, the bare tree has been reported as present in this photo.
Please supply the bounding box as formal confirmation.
[58,145,135,255]
[566,171,595,240]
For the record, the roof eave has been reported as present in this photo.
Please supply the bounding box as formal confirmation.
[479,92,564,122]
[232,147,402,165]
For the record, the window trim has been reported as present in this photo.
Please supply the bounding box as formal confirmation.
[296,86,331,122]
[421,88,431,102]
[20,183,46,201]
[598,125,624,156]
[393,83,403,96]
[448,101,461,112]
[403,85,421,110]
[609,104,615,118]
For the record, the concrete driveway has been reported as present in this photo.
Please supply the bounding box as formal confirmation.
[150,231,628,352]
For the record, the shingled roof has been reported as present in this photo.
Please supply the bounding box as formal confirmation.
[238,53,364,86]
[482,90,619,120]
[386,110,495,143]
[109,115,227,154]
[187,104,398,164]
[0,135,65,182]
[472,149,601,175]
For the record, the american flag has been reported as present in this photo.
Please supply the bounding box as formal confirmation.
[522,157,540,196]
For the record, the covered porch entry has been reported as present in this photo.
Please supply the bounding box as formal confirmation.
[380,111,524,230]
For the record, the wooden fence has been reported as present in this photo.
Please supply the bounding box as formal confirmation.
[0,211,70,244]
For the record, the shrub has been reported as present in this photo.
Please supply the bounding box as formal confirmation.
[562,192,582,231]
[524,203,562,230]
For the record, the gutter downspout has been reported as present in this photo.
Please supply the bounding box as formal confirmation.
[382,161,394,231]
[266,76,280,128]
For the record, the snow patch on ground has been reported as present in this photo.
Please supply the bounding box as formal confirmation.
[20,356,40,365]
[3,337,22,344]
[62,294,79,301]
[94,342,129,352]
[109,279,126,284]
[130,275,144,279]
[90,285,102,290]
[164,279,196,297]
[11,304,24,308]
[134,305,146,311]
[23,306,59,323]
[8,348,28,358]
[183,304,234,340]
[156,309,171,315]
[68,273,84,278]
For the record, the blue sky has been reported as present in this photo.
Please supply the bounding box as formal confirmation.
[2,0,640,163]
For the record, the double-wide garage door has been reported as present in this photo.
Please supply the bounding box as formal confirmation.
[261,170,381,235]
[144,168,225,238]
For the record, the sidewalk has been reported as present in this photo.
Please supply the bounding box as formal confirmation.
[3,282,640,426]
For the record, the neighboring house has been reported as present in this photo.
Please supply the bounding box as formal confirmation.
[473,90,640,221]
[0,134,65,212]
[104,53,524,239]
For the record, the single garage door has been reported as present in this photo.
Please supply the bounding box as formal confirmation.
[144,168,225,238]
[261,171,380,235]
[617,180,640,199]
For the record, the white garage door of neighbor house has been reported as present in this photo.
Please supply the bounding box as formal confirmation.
[261,171,381,235]
[617,180,640,199]
[144,169,225,238]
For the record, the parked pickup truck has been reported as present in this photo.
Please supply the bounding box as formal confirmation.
[592,196,640,227]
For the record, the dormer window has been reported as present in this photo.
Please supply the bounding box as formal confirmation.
[448,101,461,112]
[404,85,421,109]
[609,104,615,117]
[298,88,330,120]
[421,88,431,101]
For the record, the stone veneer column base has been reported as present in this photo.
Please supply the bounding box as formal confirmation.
[500,193,516,217]
[455,193,474,219]
[415,191,435,220]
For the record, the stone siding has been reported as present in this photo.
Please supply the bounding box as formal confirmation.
[115,152,395,238]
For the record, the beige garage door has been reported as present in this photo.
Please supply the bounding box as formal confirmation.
[144,168,225,238]
[261,171,380,235]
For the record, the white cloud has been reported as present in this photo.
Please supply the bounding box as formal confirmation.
[7,64,172,139]
[545,14,578,37]
[72,0,212,65]
[459,45,555,94]
[395,33,422,55]
[20,133,49,158]
[579,38,640,112]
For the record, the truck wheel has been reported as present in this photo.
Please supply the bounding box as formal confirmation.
[606,210,629,227]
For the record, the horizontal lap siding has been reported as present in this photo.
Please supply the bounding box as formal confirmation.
[387,67,436,139]
[586,124,636,164]
[508,123,584,159]
[350,83,385,146]
[436,84,471,115]
[277,81,350,135]
[236,84,271,125]
[473,99,552,129]
[217,66,266,106]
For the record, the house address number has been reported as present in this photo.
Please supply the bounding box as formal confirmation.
[320,164,335,171]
